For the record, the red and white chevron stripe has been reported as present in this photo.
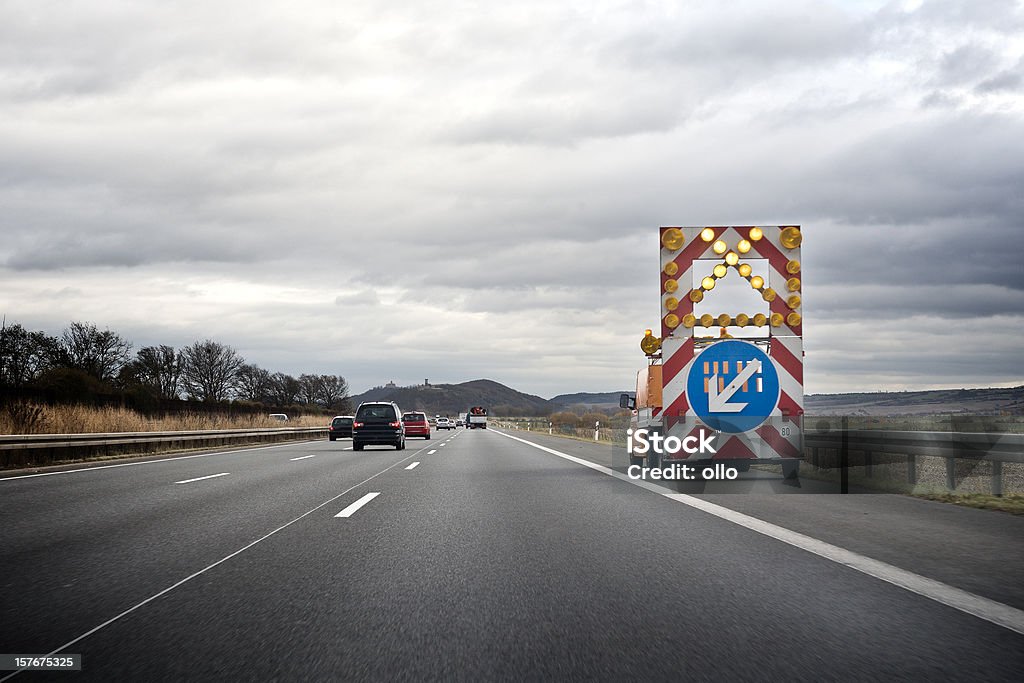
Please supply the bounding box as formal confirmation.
[657,226,804,462]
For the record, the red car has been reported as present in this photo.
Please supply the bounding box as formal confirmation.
[402,412,431,439]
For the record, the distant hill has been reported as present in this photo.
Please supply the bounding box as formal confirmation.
[349,379,555,417]
[805,386,1024,416]
[350,381,1023,418]
[550,391,633,411]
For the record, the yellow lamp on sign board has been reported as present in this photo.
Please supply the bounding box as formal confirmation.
[737,239,751,254]
[713,240,727,255]
[787,312,802,327]
[662,228,684,251]
[770,312,784,327]
[664,261,679,276]
[787,277,801,292]
[787,294,801,309]
[750,275,764,289]
[701,228,715,242]
[763,288,777,302]
[749,227,763,241]
[735,313,750,327]
[689,289,704,303]
[786,259,801,274]
[683,314,697,328]
[753,313,767,327]
[641,332,662,354]
[701,276,716,291]
[725,251,739,265]
[664,315,680,330]
[780,226,802,249]
[665,296,679,311]
[700,313,714,327]
[664,278,678,293]
[717,313,731,327]
[738,263,752,277]
[713,264,728,278]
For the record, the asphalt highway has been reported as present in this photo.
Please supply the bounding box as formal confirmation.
[1,428,1022,681]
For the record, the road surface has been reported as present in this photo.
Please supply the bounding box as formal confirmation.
[2,428,1022,680]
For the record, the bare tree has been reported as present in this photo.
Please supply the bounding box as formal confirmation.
[180,340,243,402]
[236,364,272,402]
[317,374,350,411]
[268,372,301,406]
[133,345,182,399]
[60,321,133,382]
[0,322,62,388]
[298,374,320,405]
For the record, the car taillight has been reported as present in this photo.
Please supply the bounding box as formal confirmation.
[390,421,402,428]
[329,426,335,431]
[354,421,364,428]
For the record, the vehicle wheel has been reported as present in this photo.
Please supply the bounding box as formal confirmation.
[353,442,364,451]
[328,436,336,442]
[426,434,431,440]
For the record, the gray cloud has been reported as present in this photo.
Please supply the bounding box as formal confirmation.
[1,0,1022,396]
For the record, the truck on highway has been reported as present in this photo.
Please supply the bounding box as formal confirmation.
[620,359,663,468]
[466,406,488,429]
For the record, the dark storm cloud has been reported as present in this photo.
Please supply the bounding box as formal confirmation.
[800,113,1024,227]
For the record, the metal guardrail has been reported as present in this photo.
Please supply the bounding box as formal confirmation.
[0,428,328,468]
[804,429,1024,495]
[497,419,1024,494]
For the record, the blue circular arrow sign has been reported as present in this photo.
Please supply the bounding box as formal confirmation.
[686,340,779,433]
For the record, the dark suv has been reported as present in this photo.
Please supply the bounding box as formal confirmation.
[352,402,405,451]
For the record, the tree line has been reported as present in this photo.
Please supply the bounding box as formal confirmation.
[0,320,350,412]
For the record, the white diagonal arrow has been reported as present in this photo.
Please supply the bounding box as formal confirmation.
[707,359,761,413]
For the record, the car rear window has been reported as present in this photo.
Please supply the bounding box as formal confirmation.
[332,417,352,426]
[403,413,426,422]
[357,405,397,420]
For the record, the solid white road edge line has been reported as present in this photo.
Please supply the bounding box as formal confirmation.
[290,455,316,461]
[17,443,434,666]
[405,462,420,470]
[491,429,1024,637]
[0,440,323,481]
[335,492,381,518]
[174,473,230,484]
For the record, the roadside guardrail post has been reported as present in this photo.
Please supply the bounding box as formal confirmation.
[840,417,849,494]
[907,455,917,485]
[945,458,956,491]
[992,460,1003,497]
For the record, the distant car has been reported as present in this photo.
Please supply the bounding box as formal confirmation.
[269,413,289,422]
[436,417,454,430]
[456,419,464,427]
[328,415,353,440]
[352,402,405,451]
[402,412,431,439]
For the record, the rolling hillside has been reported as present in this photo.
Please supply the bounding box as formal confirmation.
[349,379,554,417]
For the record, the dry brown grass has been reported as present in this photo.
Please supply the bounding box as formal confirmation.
[0,402,332,434]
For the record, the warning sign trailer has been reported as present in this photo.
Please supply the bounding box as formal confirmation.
[622,226,805,487]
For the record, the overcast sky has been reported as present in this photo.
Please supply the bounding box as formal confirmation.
[1,0,1022,397]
